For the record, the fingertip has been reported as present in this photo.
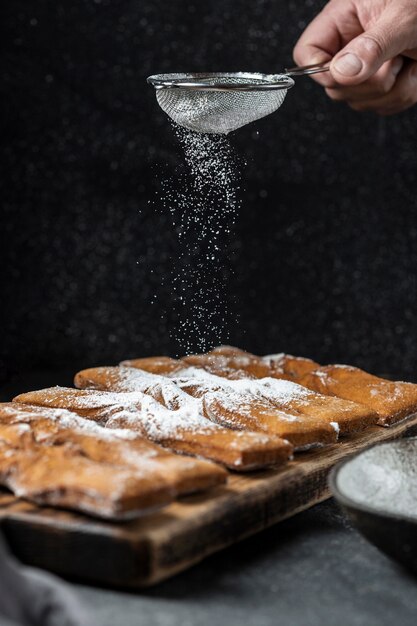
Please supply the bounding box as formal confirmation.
[292,44,331,69]
[330,54,364,85]
[329,31,394,86]
[291,47,335,86]
[309,51,333,66]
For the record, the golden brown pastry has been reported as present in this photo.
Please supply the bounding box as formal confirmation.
[14,387,292,470]
[113,356,378,439]
[261,352,320,381]
[75,366,339,448]
[198,348,417,426]
[184,354,267,379]
[182,346,319,382]
[222,349,417,426]
[172,367,378,437]
[297,365,417,425]
[259,353,417,426]
[208,346,251,357]
[182,348,271,379]
[0,402,176,519]
[122,346,272,380]
[122,346,417,428]
[120,356,184,375]
[169,348,379,435]
[3,401,226,497]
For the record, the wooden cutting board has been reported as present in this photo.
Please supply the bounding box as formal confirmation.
[1,415,417,588]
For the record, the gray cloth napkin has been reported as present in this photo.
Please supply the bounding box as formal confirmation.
[0,533,95,626]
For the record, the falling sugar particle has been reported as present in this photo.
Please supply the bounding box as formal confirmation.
[161,124,242,354]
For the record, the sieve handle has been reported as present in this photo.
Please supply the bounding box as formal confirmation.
[284,62,330,77]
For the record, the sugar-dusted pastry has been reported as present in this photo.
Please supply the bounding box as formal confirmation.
[297,365,417,425]
[261,352,319,381]
[178,348,380,434]
[75,366,338,448]
[182,346,319,382]
[0,402,177,519]
[202,348,417,426]
[112,356,377,439]
[75,365,170,394]
[181,354,250,379]
[120,356,184,375]
[3,401,226,497]
[182,349,271,379]
[124,345,272,380]
[14,388,292,470]
[208,346,251,357]
[170,367,378,437]
[259,352,417,426]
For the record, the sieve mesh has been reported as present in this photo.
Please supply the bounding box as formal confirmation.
[149,73,294,135]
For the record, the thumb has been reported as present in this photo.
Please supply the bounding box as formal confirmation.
[330,12,410,85]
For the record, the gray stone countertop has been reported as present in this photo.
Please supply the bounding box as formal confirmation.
[75,499,417,626]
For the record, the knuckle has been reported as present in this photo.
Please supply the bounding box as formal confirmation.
[358,34,386,59]
[378,78,393,95]
[357,76,391,97]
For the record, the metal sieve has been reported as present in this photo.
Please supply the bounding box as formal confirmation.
[147,63,329,134]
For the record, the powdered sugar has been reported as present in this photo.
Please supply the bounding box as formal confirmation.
[313,370,333,384]
[108,391,220,439]
[17,387,222,441]
[153,126,243,355]
[330,422,340,434]
[169,366,311,405]
[6,402,143,442]
[262,353,286,362]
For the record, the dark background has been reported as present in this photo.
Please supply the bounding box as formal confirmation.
[2,0,417,384]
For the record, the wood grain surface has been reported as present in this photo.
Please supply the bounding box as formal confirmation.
[1,415,417,588]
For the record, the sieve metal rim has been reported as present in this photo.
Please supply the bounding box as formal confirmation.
[147,72,295,92]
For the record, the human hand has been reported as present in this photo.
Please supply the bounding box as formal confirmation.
[293,0,417,115]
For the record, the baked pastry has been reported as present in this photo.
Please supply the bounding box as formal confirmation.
[113,355,378,439]
[1,401,228,505]
[260,352,319,380]
[123,347,271,380]
[170,367,378,437]
[120,356,184,375]
[124,347,316,382]
[0,402,176,519]
[182,346,317,381]
[75,366,339,448]
[198,347,417,426]
[162,348,391,433]
[182,350,271,379]
[14,388,292,470]
[297,365,417,425]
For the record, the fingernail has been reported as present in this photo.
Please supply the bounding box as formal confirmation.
[333,53,363,76]
[392,57,403,77]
